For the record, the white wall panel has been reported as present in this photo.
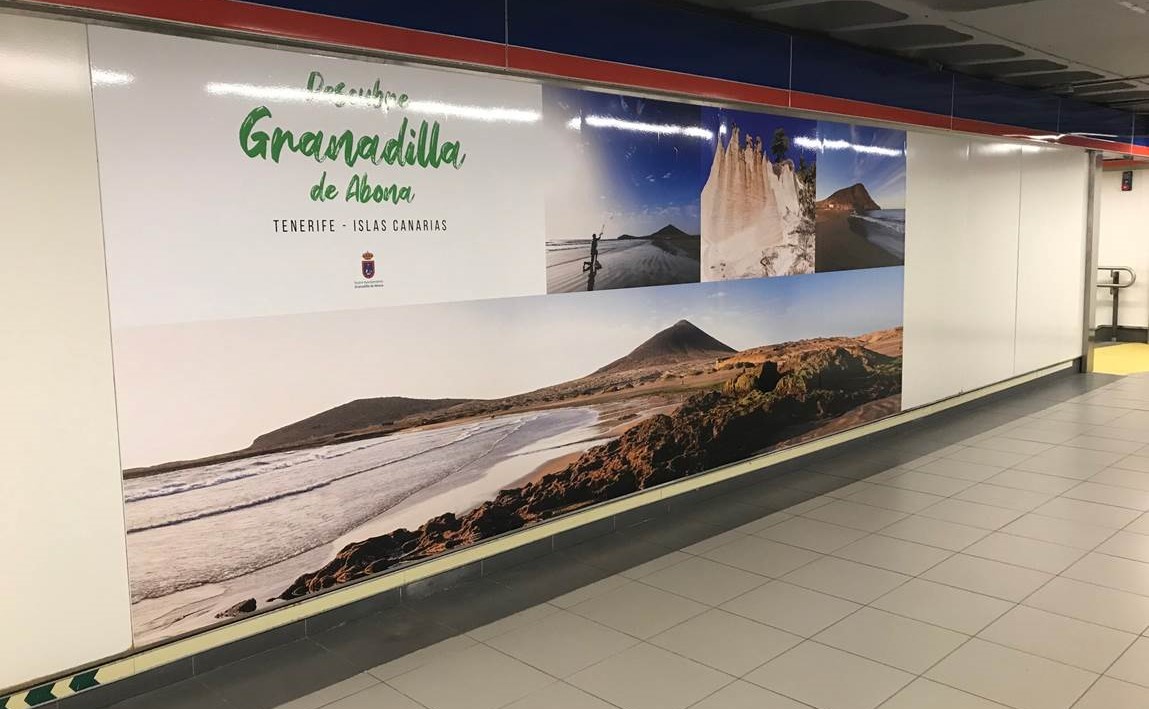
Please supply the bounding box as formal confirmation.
[963,141,1023,390]
[1097,170,1149,330]
[903,131,970,408]
[0,15,132,690]
[1015,146,1088,374]
[903,133,1026,409]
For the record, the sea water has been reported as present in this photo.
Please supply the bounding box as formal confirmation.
[123,407,598,605]
[848,209,906,260]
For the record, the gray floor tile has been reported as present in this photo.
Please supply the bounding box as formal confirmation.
[876,515,989,551]
[1000,512,1116,550]
[1065,482,1149,511]
[916,458,1004,483]
[1102,636,1149,687]
[814,607,967,674]
[922,554,1052,602]
[1073,677,1149,709]
[968,436,1053,456]
[963,532,1085,573]
[746,641,913,709]
[568,644,731,709]
[953,483,1052,512]
[799,500,908,532]
[1024,576,1149,633]
[639,556,768,606]
[783,556,910,604]
[1063,552,1149,596]
[688,680,810,709]
[978,605,1136,672]
[1091,467,1149,492]
[925,638,1096,709]
[650,608,801,676]
[568,580,707,639]
[320,682,423,709]
[721,581,861,637]
[871,578,1013,634]
[275,674,378,709]
[502,682,616,709]
[467,603,560,642]
[1029,497,1140,528]
[1014,447,1124,479]
[386,644,551,709]
[702,535,822,578]
[756,516,868,553]
[367,635,477,682]
[918,498,1022,530]
[880,470,975,496]
[877,678,1011,708]
[832,534,952,575]
[983,469,1079,495]
[1097,530,1149,564]
[486,609,638,677]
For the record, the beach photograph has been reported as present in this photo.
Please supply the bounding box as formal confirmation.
[543,86,705,293]
[700,108,819,281]
[814,122,907,272]
[114,267,904,643]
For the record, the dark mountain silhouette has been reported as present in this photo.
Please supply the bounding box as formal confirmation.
[617,223,697,240]
[251,397,470,450]
[817,183,881,213]
[593,319,736,375]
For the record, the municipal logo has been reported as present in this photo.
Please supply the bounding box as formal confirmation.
[361,251,376,279]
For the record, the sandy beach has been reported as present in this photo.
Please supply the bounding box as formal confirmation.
[815,211,904,272]
[546,236,700,293]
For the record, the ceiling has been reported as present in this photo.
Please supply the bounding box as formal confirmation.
[678,0,1149,114]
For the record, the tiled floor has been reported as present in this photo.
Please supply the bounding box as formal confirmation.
[82,372,1149,709]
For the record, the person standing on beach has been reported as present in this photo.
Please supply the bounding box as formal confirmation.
[583,232,603,291]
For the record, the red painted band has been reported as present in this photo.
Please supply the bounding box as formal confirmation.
[26,0,1143,155]
[791,92,952,130]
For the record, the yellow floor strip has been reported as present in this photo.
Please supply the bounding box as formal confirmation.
[1094,343,1149,375]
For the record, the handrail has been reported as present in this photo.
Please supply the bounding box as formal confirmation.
[1097,266,1137,289]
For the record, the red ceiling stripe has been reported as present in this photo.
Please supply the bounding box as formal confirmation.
[26,0,1142,154]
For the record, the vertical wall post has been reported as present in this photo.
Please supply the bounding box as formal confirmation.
[1081,150,1103,373]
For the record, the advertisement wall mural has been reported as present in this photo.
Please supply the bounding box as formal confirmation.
[89,27,907,643]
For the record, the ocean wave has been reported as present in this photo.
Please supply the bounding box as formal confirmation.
[126,418,526,534]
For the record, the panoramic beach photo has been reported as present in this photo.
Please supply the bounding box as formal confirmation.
[700,108,819,281]
[543,86,705,293]
[114,268,904,642]
[814,122,907,272]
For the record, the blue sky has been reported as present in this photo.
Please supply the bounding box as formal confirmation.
[544,86,706,238]
[117,267,904,465]
[701,107,819,167]
[816,122,907,209]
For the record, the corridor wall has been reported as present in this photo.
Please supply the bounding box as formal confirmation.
[1097,170,1149,333]
[0,14,134,690]
[902,134,1088,409]
[0,10,1091,696]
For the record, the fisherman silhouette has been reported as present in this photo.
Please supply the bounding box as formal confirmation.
[582,232,603,291]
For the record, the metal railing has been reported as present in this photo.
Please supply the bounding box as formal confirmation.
[1097,266,1138,342]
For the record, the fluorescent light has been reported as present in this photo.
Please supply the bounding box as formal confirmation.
[91,68,134,86]
[581,114,713,140]
[203,82,540,122]
[793,135,903,157]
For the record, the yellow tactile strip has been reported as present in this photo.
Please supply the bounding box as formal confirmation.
[1094,343,1149,375]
